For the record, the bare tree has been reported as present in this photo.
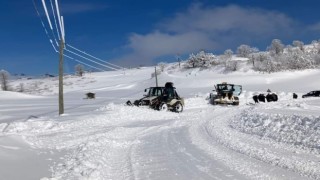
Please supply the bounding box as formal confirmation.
[0,70,10,91]
[157,62,167,72]
[75,64,84,77]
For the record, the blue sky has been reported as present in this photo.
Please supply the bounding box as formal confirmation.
[1,0,320,75]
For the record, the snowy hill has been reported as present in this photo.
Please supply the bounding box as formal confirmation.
[0,67,320,179]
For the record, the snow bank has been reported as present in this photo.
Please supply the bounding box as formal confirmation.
[0,91,43,99]
[231,109,320,152]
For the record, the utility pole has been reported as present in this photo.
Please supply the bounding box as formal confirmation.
[176,53,181,68]
[39,0,66,115]
[155,66,158,87]
[58,39,64,115]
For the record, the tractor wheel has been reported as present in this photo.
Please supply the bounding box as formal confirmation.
[159,103,168,111]
[174,102,183,113]
[233,101,240,106]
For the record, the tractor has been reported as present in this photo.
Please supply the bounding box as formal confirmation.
[126,82,184,112]
[209,82,242,106]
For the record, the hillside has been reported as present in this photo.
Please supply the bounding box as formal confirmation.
[0,67,320,179]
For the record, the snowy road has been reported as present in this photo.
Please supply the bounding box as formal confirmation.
[2,97,319,179]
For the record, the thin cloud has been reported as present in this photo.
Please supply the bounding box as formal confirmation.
[161,4,295,36]
[308,22,320,31]
[116,4,297,66]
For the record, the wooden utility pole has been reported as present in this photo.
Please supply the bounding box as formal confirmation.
[58,39,64,115]
[155,66,158,87]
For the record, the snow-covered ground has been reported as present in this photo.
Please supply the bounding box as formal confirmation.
[0,67,319,179]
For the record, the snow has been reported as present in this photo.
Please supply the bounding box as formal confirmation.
[1,66,320,179]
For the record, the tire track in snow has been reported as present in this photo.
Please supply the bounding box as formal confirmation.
[192,106,317,179]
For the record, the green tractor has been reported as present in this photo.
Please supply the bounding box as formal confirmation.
[209,82,242,106]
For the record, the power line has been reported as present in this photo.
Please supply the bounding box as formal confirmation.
[34,0,124,72]
[64,54,105,72]
[41,0,59,46]
[32,0,52,42]
[32,0,108,72]
[65,48,118,70]
[66,44,124,69]
[41,0,53,30]
[49,0,61,40]
[54,0,63,42]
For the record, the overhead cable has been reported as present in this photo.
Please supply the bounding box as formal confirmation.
[64,54,105,72]
[66,44,124,69]
[49,0,61,40]
[65,49,118,70]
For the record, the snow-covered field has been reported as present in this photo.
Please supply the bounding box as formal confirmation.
[0,67,319,180]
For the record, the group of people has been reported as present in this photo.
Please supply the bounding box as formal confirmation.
[252,89,278,103]
[252,90,299,103]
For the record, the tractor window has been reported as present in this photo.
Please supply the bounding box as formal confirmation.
[217,84,233,91]
[155,88,163,96]
[233,85,242,96]
[149,88,163,96]
[150,88,157,96]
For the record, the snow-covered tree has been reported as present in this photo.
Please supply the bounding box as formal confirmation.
[251,52,271,72]
[313,54,320,65]
[293,40,304,52]
[187,53,197,68]
[0,70,10,91]
[268,39,284,56]
[75,64,84,77]
[225,60,238,71]
[237,44,258,58]
[224,49,233,60]
[187,51,216,68]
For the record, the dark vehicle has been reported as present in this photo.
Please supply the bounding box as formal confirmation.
[126,82,185,113]
[127,87,165,106]
[150,82,185,113]
[209,82,242,105]
[302,91,320,98]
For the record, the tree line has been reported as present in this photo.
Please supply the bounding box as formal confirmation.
[179,39,320,73]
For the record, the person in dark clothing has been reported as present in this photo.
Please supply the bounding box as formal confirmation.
[163,82,175,101]
[253,95,259,103]
[293,93,298,99]
[258,94,266,102]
